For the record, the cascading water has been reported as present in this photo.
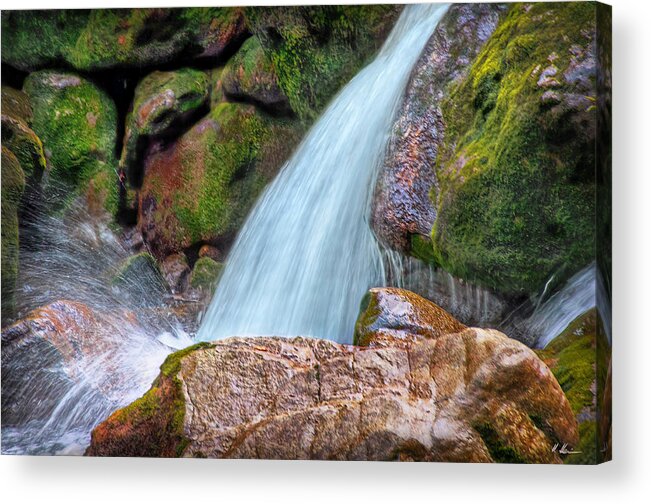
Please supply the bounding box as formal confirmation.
[197,3,450,344]
[526,263,597,348]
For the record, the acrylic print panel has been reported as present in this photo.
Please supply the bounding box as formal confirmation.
[1,2,611,463]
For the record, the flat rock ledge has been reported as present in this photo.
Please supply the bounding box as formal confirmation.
[87,291,577,462]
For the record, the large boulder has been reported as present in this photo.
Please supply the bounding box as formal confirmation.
[120,68,210,187]
[221,37,291,116]
[373,3,505,254]
[87,289,577,462]
[1,147,25,325]
[87,330,577,462]
[23,71,117,197]
[1,8,247,72]
[138,102,301,257]
[429,2,598,296]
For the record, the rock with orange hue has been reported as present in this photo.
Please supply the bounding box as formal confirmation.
[87,290,577,462]
[120,68,210,188]
[87,328,577,462]
[1,301,131,424]
[354,287,467,347]
[221,37,291,116]
[372,3,505,254]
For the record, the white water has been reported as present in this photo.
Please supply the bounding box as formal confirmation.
[197,3,449,343]
[529,263,597,348]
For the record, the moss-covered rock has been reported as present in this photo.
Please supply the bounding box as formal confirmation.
[1,10,90,71]
[23,70,117,200]
[138,101,302,257]
[1,86,33,125]
[373,4,505,254]
[246,4,401,121]
[87,333,577,462]
[69,8,247,71]
[1,113,47,182]
[189,257,223,292]
[536,309,605,464]
[1,147,25,325]
[86,341,212,457]
[431,2,598,297]
[121,68,210,187]
[2,8,247,72]
[111,252,168,306]
[221,36,291,115]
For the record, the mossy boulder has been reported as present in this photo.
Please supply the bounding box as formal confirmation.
[1,10,90,71]
[2,8,247,72]
[1,113,47,182]
[111,252,168,306]
[536,309,609,464]
[430,2,598,297]
[221,37,291,115]
[246,4,401,121]
[120,68,210,187]
[138,101,302,257]
[189,257,223,292]
[23,70,118,201]
[1,86,33,124]
[87,332,577,462]
[1,147,25,325]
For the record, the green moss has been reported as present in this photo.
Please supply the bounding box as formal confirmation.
[247,5,400,121]
[1,10,90,71]
[1,147,25,324]
[433,2,597,296]
[536,309,599,465]
[1,114,47,181]
[67,8,243,71]
[409,234,438,266]
[121,68,209,180]
[142,100,302,255]
[475,422,526,463]
[564,420,597,465]
[353,291,381,346]
[159,341,214,378]
[537,309,596,416]
[23,70,117,204]
[112,252,167,294]
[189,257,223,291]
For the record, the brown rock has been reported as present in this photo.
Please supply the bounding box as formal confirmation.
[160,253,191,294]
[87,330,577,462]
[1,301,139,424]
[354,287,467,347]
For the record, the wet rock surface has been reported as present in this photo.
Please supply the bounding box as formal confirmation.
[88,290,577,462]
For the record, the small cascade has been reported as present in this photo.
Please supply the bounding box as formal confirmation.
[525,263,597,348]
[197,4,450,343]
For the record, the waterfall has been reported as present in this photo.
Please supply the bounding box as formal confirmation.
[197,3,449,343]
[527,263,597,348]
